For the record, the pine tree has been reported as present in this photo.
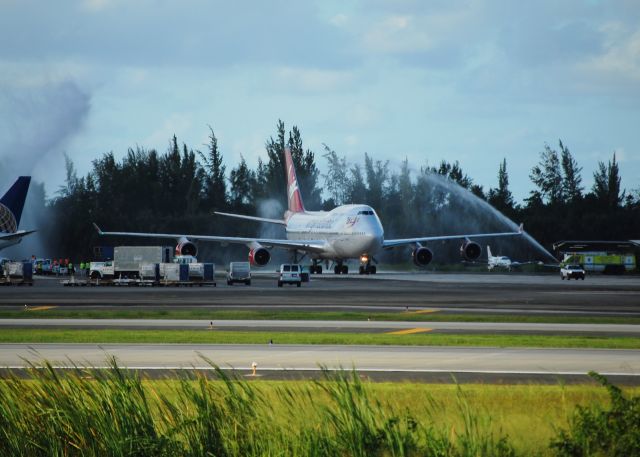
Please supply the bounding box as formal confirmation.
[530,144,563,205]
[322,144,349,205]
[229,156,255,209]
[349,163,367,204]
[364,153,388,211]
[592,152,624,209]
[488,158,515,214]
[199,126,227,211]
[559,140,583,202]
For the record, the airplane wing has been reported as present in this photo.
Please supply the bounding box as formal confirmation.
[93,224,327,254]
[0,229,37,241]
[383,224,523,248]
[214,211,287,226]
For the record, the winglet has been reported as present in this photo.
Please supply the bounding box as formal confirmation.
[93,223,103,235]
[518,223,524,233]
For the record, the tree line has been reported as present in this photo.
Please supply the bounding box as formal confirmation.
[43,121,639,262]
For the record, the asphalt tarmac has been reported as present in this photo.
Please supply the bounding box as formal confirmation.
[2,318,639,336]
[2,273,639,382]
[2,343,639,384]
[1,272,639,317]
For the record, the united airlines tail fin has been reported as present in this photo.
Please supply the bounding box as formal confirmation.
[0,176,31,233]
[284,148,305,214]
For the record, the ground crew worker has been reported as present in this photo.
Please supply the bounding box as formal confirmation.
[251,361,257,376]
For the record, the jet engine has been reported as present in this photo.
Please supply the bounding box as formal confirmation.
[176,238,197,257]
[248,247,271,266]
[412,247,433,267]
[460,241,481,261]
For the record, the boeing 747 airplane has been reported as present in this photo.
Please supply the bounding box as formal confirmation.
[95,149,523,274]
[0,176,35,252]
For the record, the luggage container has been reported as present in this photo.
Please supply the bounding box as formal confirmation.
[162,263,180,281]
[203,263,215,281]
[114,246,173,277]
[1,261,33,286]
[179,263,189,282]
[188,263,205,279]
[139,263,160,281]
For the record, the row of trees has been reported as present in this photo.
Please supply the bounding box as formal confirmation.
[44,121,639,262]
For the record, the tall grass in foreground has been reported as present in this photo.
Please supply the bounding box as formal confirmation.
[0,360,637,456]
[0,358,515,457]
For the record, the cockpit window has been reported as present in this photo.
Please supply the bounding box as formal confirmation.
[357,210,375,215]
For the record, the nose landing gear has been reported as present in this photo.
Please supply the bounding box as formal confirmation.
[359,255,377,275]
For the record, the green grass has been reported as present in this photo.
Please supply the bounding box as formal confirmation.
[5,307,640,324]
[1,359,639,456]
[2,328,640,348]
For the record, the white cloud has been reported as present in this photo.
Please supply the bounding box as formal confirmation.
[360,7,476,56]
[578,25,640,85]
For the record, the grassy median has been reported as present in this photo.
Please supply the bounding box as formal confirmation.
[1,328,640,348]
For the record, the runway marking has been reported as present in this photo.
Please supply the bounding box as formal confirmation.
[26,306,57,312]
[407,309,440,315]
[386,328,432,335]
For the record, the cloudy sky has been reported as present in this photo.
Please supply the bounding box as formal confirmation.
[1,0,639,202]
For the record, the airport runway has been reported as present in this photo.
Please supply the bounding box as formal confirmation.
[2,318,639,336]
[2,343,639,383]
[1,273,639,316]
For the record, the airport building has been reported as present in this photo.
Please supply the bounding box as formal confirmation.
[553,240,640,274]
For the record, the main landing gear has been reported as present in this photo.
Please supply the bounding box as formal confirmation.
[310,260,323,274]
[333,262,348,274]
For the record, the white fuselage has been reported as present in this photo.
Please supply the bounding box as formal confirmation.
[285,205,384,260]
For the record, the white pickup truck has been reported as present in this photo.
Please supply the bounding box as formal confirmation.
[560,264,586,280]
[89,260,114,279]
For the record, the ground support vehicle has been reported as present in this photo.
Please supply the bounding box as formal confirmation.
[86,260,215,287]
[278,264,302,287]
[561,264,586,280]
[1,261,33,286]
[89,246,173,280]
[227,262,251,286]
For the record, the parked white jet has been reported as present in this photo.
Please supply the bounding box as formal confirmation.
[0,177,35,252]
[486,245,539,271]
[95,149,523,274]
[487,246,515,271]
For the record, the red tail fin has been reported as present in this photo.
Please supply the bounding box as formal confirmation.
[284,148,305,213]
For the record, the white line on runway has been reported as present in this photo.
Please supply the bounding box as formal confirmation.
[3,365,639,377]
[2,344,638,375]
[3,318,639,334]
